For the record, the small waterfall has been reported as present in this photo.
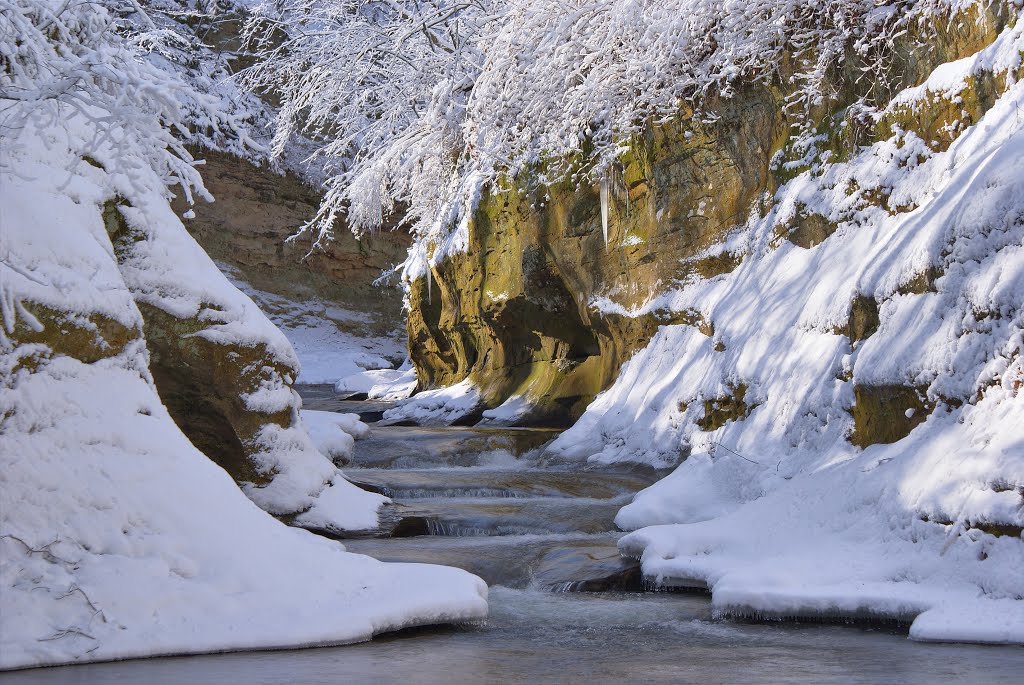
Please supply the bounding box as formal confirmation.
[425,519,469,536]
[421,519,543,537]
[550,581,583,593]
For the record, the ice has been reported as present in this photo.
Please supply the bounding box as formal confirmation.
[600,175,611,250]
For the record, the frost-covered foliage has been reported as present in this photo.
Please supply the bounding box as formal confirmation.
[548,18,1024,642]
[240,0,490,247]
[2,0,395,525]
[125,0,273,158]
[241,0,956,265]
[0,0,240,207]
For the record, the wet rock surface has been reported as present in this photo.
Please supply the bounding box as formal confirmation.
[345,425,563,469]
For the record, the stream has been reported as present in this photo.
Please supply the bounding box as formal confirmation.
[6,386,1023,684]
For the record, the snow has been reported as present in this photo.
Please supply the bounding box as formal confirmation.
[70,136,369,520]
[7,107,387,525]
[0,200,486,672]
[618,388,1024,643]
[0,6,488,663]
[221,264,405,384]
[301,409,371,462]
[335,363,418,400]
[479,394,534,426]
[0,347,486,669]
[547,22,1024,642]
[382,379,484,426]
[292,473,388,533]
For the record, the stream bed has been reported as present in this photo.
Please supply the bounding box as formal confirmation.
[6,387,1022,684]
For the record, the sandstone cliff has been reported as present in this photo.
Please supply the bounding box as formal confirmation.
[174,151,411,351]
[405,2,1018,434]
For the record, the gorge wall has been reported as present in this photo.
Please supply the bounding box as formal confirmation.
[175,151,411,348]
[405,2,1017,429]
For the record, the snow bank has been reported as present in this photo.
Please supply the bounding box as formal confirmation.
[619,388,1024,643]
[0,22,487,663]
[301,410,371,462]
[105,175,369,517]
[0,346,486,669]
[335,362,418,400]
[549,22,1024,641]
[381,379,483,425]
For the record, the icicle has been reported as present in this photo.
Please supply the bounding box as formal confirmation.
[427,264,432,305]
[600,174,610,251]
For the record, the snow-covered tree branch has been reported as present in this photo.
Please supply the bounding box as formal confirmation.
[0,0,253,206]
[240,0,955,257]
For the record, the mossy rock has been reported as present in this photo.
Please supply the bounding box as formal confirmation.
[137,302,296,487]
[645,308,715,337]
[106,199,307,499]
[849,384,933,448]
[899,266,944,295]
[7,301,138,366]
[684,251,744,280]
[697,383,755,432]
[785,209,838,249]
[876,69,1012,154]
[847,295,880,345]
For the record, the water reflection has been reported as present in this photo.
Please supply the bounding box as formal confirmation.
[6,588,1022,685]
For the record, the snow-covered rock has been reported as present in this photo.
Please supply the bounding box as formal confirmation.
[335,362,418,400]
[0,3,487,663]
[548,19,1024,642]
[0,340,486,668]
[381,379,484,425]
[301,410,371,463]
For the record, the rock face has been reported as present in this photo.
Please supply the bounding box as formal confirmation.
[98,190,364,522]
[408,92,782,425]
[406,2,1015,429]
[104,199,291,491]
[174,151,410,342]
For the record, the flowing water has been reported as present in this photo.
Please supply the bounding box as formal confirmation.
[7,386,1022,684]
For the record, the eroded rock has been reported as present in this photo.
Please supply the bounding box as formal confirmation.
[849,384,933,448]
